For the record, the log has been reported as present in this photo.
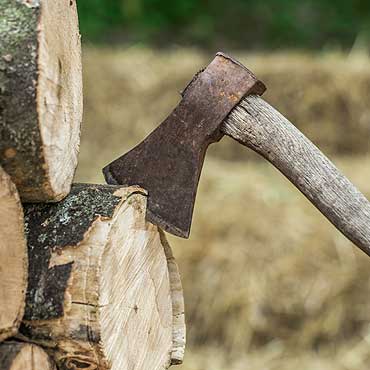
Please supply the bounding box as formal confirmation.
[0,0,82,202]
[0,167,27,342]
[0,341,56,370]
[20,184,185,370]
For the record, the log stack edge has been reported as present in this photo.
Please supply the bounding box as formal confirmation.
[0,1,186,369]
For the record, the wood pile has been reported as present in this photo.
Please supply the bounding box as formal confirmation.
[0,1,185,369]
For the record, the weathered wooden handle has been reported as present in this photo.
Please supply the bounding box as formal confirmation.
[223,95,370,257]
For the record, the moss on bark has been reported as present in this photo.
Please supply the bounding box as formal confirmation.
[0,0,48,198]
[23,184,125,320]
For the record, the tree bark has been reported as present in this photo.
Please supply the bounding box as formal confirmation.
[0,341,56,370]
[21,184,185,370]
[0,167,27,342]
[0,0,82,202]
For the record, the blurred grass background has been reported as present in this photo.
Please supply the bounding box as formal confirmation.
[75,1,370,369]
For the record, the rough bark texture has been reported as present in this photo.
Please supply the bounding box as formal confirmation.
[23,184,122,321]
[0,166,27,342]
[0,0,82,202]
[0,341,56,370]
[21,184,185,370]
[224,95,370,256]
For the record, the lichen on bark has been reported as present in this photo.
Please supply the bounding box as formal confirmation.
[0,0,47,195]
[23,184,125,320]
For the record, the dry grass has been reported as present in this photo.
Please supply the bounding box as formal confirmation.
[78,47,370,183]
[172,156,370,370]
[76,47,370,369]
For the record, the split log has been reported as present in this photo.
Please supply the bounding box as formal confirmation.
[20,184,185,370]
[0,167,27,342]
[0,341,56,370]
[0,0,82,202]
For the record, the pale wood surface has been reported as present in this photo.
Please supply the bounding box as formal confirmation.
[224,95,370,256]
[161,231,186,365]
[21,184,185,370]
[0,342,56,370]
[0,0,82,201]
[0,167,27,342]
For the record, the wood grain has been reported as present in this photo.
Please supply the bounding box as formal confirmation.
[0,167,27,342]
[0,0,82,201]
[224,95,370,256]
[0,342,56,370]
[21,184,185,370]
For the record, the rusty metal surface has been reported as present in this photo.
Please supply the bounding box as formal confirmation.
[103,53,266,238]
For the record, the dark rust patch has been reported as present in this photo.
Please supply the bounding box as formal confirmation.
[103,52,265,238]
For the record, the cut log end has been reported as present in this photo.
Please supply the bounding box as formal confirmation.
[0,0,82,202]
[0,342,56,370]
[0,167,27,342]
[37,0,82,200]
[99,195,173,370]
[22,184,186,370]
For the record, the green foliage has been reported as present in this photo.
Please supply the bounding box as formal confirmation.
[77,0,123,38]
[77,0,370,49]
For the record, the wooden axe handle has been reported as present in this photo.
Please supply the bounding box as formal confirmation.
[223,95,370,257]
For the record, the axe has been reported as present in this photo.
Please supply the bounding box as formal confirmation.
[103,52,370,257]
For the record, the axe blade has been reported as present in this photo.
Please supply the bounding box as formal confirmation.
[103,53,265,238]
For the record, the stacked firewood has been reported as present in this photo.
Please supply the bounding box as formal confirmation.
[0,1,185,369]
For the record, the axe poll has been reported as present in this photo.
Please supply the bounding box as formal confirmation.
[103,52,370,257]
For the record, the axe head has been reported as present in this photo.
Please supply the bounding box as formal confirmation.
[103,52,265,238]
